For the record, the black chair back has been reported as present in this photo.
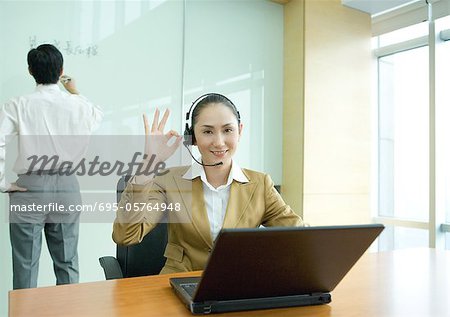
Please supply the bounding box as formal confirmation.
[115,176,168,277]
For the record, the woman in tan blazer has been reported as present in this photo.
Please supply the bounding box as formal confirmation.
[113,94,304,274]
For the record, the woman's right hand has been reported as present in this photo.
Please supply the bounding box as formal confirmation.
[142,108,182,165]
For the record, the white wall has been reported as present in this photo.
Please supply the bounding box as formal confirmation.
[0,1,283,315]
[303,0,372,225]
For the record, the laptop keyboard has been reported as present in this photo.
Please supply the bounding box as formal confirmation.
[180,283,198,297]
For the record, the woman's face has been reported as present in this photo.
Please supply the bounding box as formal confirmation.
[193,103,242,167]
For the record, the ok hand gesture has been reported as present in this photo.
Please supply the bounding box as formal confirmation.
[142,108,182,165]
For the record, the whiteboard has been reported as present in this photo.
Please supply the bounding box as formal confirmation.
[0,0,284,304]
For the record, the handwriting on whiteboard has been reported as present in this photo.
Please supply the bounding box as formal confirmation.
[29,35,98,58]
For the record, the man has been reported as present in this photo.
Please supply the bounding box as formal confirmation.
[0,44,103,289]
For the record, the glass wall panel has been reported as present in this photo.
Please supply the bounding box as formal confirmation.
[0,2,185,306]
[446,233,450,250]
[184,0,283,183]
[0,2,285,314]
[435,16,450,228]
[378,46,429,222]
[378,225,428,251]
[378,22,428,47]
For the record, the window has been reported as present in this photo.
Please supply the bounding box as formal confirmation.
[375,13,450,251]
[436,15,450,249]
[378,46,429,223]
[378,22,428,47]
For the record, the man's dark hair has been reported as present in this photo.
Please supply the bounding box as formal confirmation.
[27,44,63,84]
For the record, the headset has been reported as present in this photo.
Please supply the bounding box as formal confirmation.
[183,93,240,146]
[183,93,240,166]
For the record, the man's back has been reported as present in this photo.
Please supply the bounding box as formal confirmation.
[8,84,102,135]
[1,43,103,290]
[1,83,103,180]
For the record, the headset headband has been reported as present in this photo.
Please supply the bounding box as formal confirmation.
[183,93,241,146]
[185,93,240,123]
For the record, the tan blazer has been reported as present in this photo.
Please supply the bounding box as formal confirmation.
[112,166,303,274]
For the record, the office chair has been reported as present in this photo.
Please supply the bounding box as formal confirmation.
[98,176,168,280]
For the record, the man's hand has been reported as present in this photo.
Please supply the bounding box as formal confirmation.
[6,183,27,192]
[60,75,80,95]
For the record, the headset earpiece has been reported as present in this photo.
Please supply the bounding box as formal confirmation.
[191,127,196,144]
[183,123,192,146]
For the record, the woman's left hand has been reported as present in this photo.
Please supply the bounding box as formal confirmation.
[142,108,182,164]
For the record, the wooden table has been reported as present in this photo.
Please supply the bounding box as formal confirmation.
[9,248,450,317]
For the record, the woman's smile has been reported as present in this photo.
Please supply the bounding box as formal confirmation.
[211,150,228,157]
[193,103,242,167]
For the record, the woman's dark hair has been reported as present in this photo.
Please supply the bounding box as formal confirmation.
[191,94,240,128]
[27,44,63,84]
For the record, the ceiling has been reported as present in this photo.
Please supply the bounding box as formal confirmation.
[342,0,417,15]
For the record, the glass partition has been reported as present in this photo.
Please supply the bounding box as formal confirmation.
[0,1,284,312]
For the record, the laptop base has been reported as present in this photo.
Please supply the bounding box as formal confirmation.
[170,277,331,314]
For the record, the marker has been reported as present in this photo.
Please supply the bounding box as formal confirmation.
[60,75,71,84]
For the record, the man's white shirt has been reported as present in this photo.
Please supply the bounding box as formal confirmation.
[0,84,103,191]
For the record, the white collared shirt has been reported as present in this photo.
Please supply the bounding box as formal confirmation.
[0,84,103,191]
[182,161,249,241]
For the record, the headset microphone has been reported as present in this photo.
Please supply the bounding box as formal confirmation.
[182,141,223,167]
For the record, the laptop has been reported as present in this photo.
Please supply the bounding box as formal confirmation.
[170,224,384,314]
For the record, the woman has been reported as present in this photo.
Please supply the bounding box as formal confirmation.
[113,93,304,274]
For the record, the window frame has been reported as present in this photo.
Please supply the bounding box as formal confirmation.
[373,5,450,250]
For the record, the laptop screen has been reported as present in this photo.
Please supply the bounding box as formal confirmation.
[193,224,384,301]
